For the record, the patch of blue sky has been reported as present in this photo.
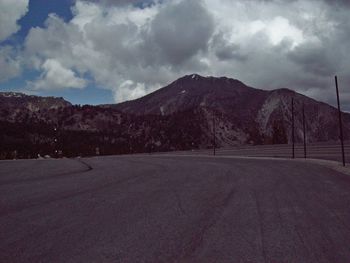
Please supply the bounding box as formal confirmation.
[16,0,74,43]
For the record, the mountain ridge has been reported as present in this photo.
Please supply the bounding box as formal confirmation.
[106,74,349,145]
[0,74,349,159]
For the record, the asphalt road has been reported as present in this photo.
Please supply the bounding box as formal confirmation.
[1,156,350,262]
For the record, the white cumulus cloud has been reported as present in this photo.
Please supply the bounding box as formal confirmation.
[28,59,87,90]
[0,0,29,42]
[0,0,29,84]
[18,0,350,106]
[0,46,22,82]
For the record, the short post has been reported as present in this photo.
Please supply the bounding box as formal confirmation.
[54,126,58,158]
[302,103,307,159]
[292,98,295,159]
[335,76,346,166]
[213,114,216,156]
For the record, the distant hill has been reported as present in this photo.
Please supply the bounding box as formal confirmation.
[0,75,349,159]
[0,92,71,123]
[0,92,71,111]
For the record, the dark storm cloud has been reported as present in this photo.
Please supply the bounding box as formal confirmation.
[150,0,214,65]
[215,44,247,61]
[322,0,350,6]
[254,0,350,5]
[288,44,338,76]
[79,0,156,7]
[211,32,247,62]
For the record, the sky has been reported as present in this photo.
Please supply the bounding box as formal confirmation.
[0,0,349,108]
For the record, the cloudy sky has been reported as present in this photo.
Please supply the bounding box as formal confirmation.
[0,0,349,107]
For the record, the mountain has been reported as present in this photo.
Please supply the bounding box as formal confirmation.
[1,75,349,159]
[113,74,266,116]
[110,74,350,145]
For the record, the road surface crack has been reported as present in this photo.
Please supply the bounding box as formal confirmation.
[181,187,236,260]
[252,190,268,263]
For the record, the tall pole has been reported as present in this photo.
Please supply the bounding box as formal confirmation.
[292,98,295,159]
[213,114,216,156]
[302,103,307,159]
[335,76,346,166]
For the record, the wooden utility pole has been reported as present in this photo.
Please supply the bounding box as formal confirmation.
[302,103,306,159]
[292,98,295,159]
[335,76,346,166]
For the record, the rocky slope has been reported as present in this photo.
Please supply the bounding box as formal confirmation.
[0,93,204,159]
[0,92,71,123]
